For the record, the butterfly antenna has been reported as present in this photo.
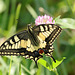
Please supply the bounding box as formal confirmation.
[50,56,56,63]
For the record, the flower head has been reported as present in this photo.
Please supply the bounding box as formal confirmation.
[35,14,55,26]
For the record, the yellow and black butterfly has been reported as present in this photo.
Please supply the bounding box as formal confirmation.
[0,24,62,67]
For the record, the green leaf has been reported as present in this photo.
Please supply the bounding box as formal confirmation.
[26,4,38,19]
[52,57,66,69]
[15,3,21,28]
[38,58,51,70]
[55,18,75,29]
[38,57,66,71]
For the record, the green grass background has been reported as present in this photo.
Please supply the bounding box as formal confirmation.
[0,0,75,75]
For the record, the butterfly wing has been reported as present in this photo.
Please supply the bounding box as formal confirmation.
[32,24,62,44]
[0,30,29,55]
[0,30,43,63]
[32,24,62,61]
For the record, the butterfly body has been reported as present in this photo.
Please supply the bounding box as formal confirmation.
[0,24,62,66]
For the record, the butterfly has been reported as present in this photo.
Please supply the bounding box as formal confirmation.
[0,24,62,67]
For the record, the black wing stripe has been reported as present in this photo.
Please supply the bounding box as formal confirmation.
[45,25,48,31]
[12,36,16,43]
[45,27,62,43]
[51,28,62,43]
[45,28,58,43]
[47,25,50,31]
[42,25,46,31]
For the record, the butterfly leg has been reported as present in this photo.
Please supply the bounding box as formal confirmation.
[34,56,43,68]
[35,60,38,68]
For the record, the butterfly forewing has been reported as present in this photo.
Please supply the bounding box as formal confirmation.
[0,31,30,55]
[33,24,62,44]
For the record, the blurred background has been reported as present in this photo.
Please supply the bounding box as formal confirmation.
[0,0,75,75]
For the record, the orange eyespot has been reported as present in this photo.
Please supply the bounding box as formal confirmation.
[39,49,44,54]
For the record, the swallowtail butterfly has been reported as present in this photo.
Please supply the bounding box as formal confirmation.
[0,24,62,67]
